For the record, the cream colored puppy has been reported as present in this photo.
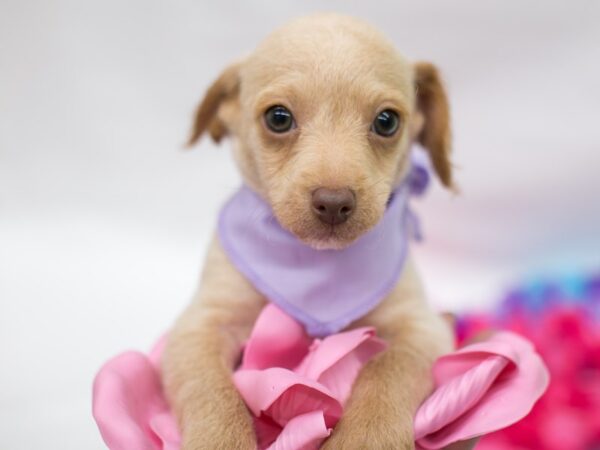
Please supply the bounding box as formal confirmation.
[164,13,456,450]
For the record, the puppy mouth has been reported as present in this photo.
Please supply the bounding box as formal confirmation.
[315,224,343,242]
[304,227,353,250]
[296,218,370,250]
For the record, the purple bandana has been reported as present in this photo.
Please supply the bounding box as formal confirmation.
[218,151,430,337]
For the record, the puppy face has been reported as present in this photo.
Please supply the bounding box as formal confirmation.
[189,14,452,249]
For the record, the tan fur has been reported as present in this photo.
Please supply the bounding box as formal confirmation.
[164,13,457,449]
[413,62,454,188]
[187,62,242,145]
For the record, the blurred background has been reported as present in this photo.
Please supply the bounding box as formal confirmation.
[1,1,599,449]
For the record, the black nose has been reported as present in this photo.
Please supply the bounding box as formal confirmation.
[311,188,356,225]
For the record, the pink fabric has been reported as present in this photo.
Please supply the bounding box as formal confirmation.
[414,332,550,449]
[93,305,549,450]
[92,350,180,450]
[234,304,388,448]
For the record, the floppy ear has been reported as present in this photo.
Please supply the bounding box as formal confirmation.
[187,62,242,146]
[413,62,453,188]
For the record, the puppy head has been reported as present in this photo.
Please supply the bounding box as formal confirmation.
[189,14,453,249]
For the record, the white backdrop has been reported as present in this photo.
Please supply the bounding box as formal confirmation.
[1,1,599,449]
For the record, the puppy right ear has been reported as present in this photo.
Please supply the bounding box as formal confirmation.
[187,62,242,147]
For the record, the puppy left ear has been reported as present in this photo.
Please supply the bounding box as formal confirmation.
[413,62,454,189]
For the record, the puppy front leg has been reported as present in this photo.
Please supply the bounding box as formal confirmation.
[163,304,258,450]
[322,311,453,450]
[162,237,265,450]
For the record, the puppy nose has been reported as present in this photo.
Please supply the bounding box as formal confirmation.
[311,188,356,225]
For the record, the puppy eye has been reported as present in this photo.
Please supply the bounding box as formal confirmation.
[372,109,400,137]
[264,105,295,133]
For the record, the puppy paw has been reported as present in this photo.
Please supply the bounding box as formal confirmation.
[179,405,256,450]
[181,424,256,450]
[321,410,415,450]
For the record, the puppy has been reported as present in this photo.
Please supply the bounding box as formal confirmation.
[163,13,455,450]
